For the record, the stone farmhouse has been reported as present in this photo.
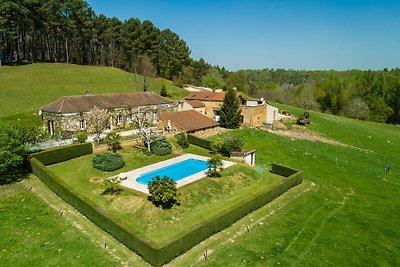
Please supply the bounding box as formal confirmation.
[183,91,278,127]
[40,92,175,137]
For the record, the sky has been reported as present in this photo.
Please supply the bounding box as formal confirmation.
[86,0,400,71]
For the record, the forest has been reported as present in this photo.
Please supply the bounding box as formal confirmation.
[1,0,399,124]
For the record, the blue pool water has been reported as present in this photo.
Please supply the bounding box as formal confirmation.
[136,158,209,185]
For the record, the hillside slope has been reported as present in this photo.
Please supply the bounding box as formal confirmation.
[0,63,187,122]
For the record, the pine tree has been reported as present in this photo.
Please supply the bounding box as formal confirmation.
[160,83,168,97]
[219,89,241,129]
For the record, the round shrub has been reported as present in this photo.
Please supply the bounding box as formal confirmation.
[76,132,88,143]
[148,176,178,208]
[92,152,124,172]
[220,136,243,156]
[151,137,172,156]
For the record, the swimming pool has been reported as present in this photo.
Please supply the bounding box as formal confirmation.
[136,158,209,185]
[119,154,236,194]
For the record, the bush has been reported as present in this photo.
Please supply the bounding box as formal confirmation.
[105,131,122,152]
[175,133,189,149]
[76,132,88,143]
[151,137,172,156]
[102,176,122,195]
[92,152,124,172]
[147,176,178,208]
[220,136,243,156]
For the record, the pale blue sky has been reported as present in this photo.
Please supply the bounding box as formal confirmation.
[86,0,400,71]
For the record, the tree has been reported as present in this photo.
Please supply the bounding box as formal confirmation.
[86,106,109,142]
[104,131,121,152]
[295,84,319,110]
[160,83,168,97]
[219,88,241,129]
[147,175,178,208]
[135,111,161,152]
[202,68,225,90]
[220,136,243,156]
[227,70,249,93]
[0,123,44,184]
[207,155,223,177]
[344,98,370,120]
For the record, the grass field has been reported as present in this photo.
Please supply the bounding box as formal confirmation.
[47,146,282,245]
[0,63,187,124]
[0,180,141,266]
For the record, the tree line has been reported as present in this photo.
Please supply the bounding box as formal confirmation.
[217,68,400,124]
[0,0,214,84]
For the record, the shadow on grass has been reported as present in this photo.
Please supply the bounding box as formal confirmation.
[0,169,30,186]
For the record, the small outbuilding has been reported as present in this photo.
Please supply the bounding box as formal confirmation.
[230,149,256,166]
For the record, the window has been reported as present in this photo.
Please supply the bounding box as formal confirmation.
[79,119,85,130]
[152,112,158,122]
[126,114,132,123]
[116,115,123,125]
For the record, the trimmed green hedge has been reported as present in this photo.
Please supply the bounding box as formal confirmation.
[187,134,213,150]
[30,143,303,266]
[271,163,299,177]
[31,142,93,166]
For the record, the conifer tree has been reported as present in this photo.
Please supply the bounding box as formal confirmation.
[160,83,168,97]
[219,88,241,129]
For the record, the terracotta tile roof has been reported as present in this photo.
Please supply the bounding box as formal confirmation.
[186,99,205,108]
[185,91,226,101]
[41,92,173,113]
[160,110,219,132]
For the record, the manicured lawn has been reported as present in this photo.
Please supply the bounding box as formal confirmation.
[0,63,187,123]
[47,147,283,245]
[0,182,127,266]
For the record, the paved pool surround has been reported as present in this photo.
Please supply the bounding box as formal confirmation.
[120,153,236,194]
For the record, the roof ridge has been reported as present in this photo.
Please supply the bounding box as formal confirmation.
[58,97,65,113]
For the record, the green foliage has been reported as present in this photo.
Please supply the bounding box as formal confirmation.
[92,152,124,172]
[0,122,44,181]
[210,141,223,154]
[147,176,179,208]
[202,68,226,90]
[220,136,243,156]
[102,176,122,195]
[207,155,223,177]
[175,133,189,149]
[160,83,168,97]
[187,134,213,150]
[228,68,400,124]
[105,131,122,152]
[150,137,172,156]
[31,143,93,166]
[219,88,241,129]
[76,132,88,143]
